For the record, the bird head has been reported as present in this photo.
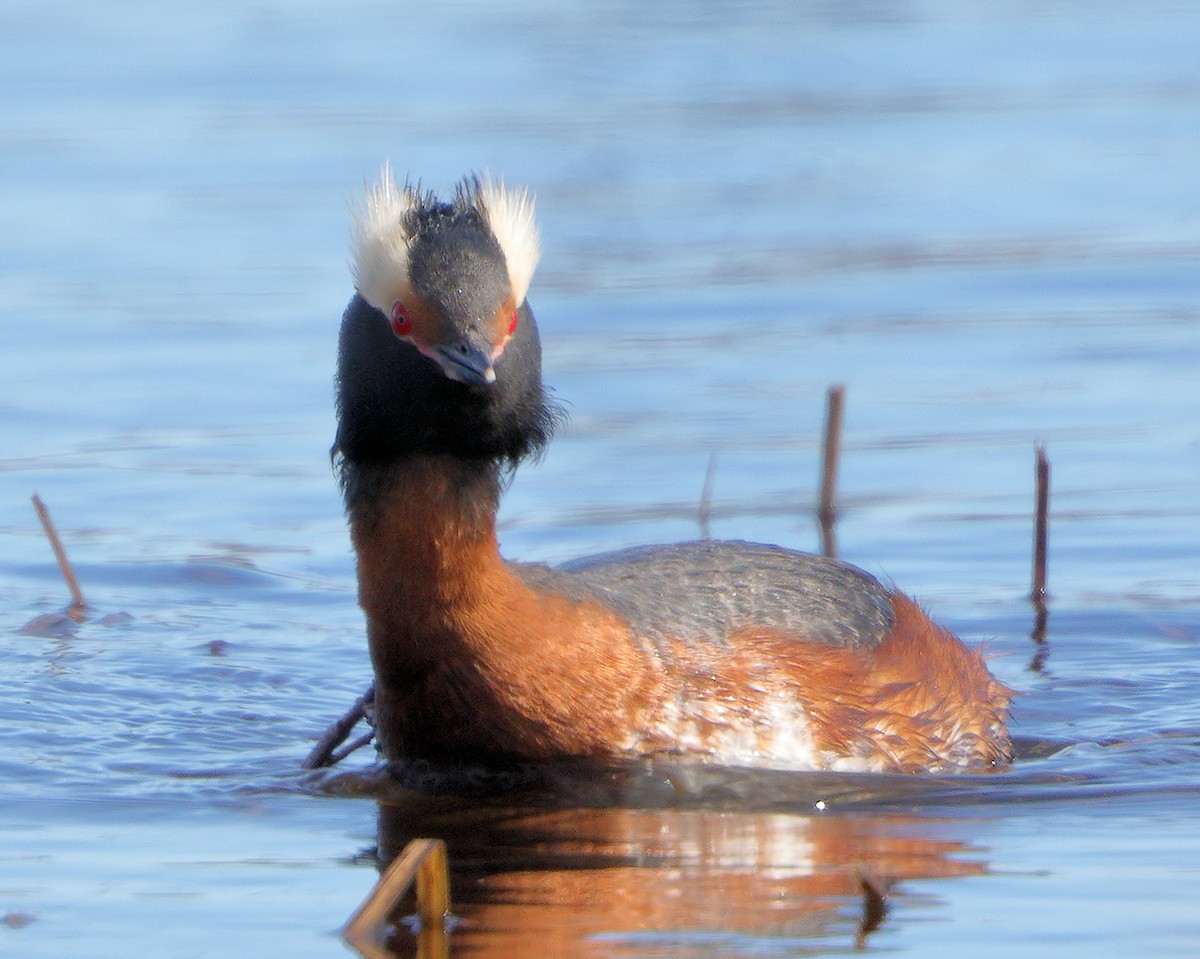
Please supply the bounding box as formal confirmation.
[335,169,559,482]
[351,167,540,387]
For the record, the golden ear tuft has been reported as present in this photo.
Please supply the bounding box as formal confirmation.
[474,176,541,307]
[350,162,420,312]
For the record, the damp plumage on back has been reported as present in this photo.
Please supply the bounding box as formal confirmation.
[333,167,1011,774]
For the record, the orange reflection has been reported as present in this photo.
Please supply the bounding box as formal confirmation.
[374,802,990,957]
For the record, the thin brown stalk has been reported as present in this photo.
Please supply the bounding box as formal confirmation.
[1030,445,1051,666]
[852,864,892,948]
[1031,445,1050,603]
[31,494,86,615]
[697,451,718,540]
[302,684,375,769]
[818,385,845,558]
[343,839,451,959]
[328,731,376,766]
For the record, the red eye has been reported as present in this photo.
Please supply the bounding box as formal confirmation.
[507,309,519,337]
[390,301,412,337]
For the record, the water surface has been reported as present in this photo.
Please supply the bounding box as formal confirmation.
[2,1,1199,956]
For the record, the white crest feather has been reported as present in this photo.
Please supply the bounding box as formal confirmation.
[474,176,541,307]
[350,163,418,313]
[350,166,541,312]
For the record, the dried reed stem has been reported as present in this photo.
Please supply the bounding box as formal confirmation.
[818,385,845,558]
[1031,445,1050,604]
[343,838,451,959]
[1029,445,1051,661]
[852,865,892,948]
[697,451,718,540]
[302,684,375,769]
[31,494,86,614]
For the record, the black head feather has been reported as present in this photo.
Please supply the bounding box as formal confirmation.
[334,292,559,481]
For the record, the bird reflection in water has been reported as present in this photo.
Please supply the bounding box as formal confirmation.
[365,794,990,958]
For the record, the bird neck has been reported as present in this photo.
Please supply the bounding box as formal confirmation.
[348,455,504,619]
[349,452,532,683]
[345,453,661,762]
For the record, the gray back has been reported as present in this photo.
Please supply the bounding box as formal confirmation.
[514,540,894,655]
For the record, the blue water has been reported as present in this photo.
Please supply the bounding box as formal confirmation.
[2,1,1199,956]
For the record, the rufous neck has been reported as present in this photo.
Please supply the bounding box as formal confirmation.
[347,455,505,621]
